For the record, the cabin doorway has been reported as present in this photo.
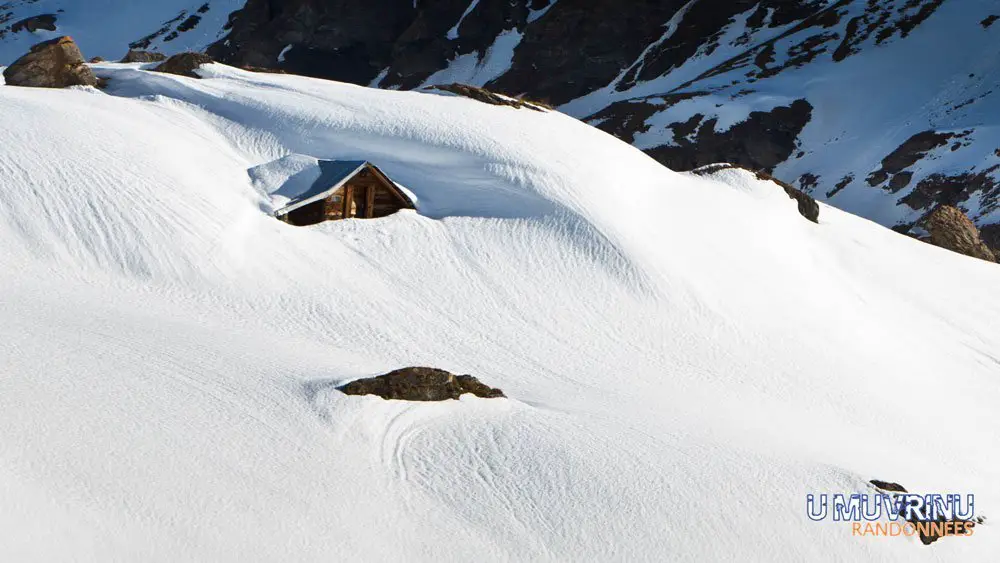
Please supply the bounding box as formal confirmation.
[343,183,378,219]
[347,185,370,218]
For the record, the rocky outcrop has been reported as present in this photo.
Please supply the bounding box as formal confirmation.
[120,49,167,63]
[338,367,506,401]
[2,37,98,88]
[920,206,997,262]
[152,52,215,78]
[640,100,813,175]
[10,14,57,34]
[428,83,547,111]
[693,163,819,223]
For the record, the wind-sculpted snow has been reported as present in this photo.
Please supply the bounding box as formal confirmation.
[0,64,999,561]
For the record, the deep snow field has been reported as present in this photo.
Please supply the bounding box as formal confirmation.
[0,63,998,561]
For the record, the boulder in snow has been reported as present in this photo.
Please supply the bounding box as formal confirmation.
[338,367,505,401]
[920,206,996,263]
[152,52,215,79]
[120,49,167,63]
[2,36,98,89]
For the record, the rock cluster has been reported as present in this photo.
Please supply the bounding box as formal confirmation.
[338,367,506,401]
[120,49,167,63]
[2,36,97,88]
[920,205,997,263]
[428,83,547,112]
[152,52,215,78]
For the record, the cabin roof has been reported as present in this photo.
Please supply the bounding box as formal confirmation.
[273,160,370,216]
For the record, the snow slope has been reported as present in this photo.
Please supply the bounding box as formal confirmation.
[0,63,998,561]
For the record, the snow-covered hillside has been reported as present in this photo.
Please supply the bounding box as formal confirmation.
[1,63,998,561]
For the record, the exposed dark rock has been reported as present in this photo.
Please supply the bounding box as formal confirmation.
[641,99,813,175]
[981,223,1000,258]
[900,167,999,212]
[207,0,421,85]
[866,131,954,189]
[888,170,913,192]
[152,52,215,78]
[798,172,819,193]
[763,170,820,223]
[827,174,853,198]
[120,49,167,63]
[919,205,996,262]
[2,36,98,89]
[129,10,194,50]
[89,56,105,63]
[338,367,505,401]
[693,163,819,223]
[428,83,547,112]
[10,13,57,34]
[869,479,907,493]
[239,65,288,74]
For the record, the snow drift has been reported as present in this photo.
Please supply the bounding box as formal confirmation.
[0,62,998,561]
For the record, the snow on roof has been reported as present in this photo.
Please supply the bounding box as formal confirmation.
[272,159,369,216]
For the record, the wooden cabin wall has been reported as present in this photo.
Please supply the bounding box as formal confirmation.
[279,168,413,226]
[323,188,346,220]
[371,186,407,218]
[283,198,326,226]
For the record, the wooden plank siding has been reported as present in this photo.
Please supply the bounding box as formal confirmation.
[279,164,414,226]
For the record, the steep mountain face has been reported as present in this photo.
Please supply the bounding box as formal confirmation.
[204,0,1000,250]
[0,0,242,61]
